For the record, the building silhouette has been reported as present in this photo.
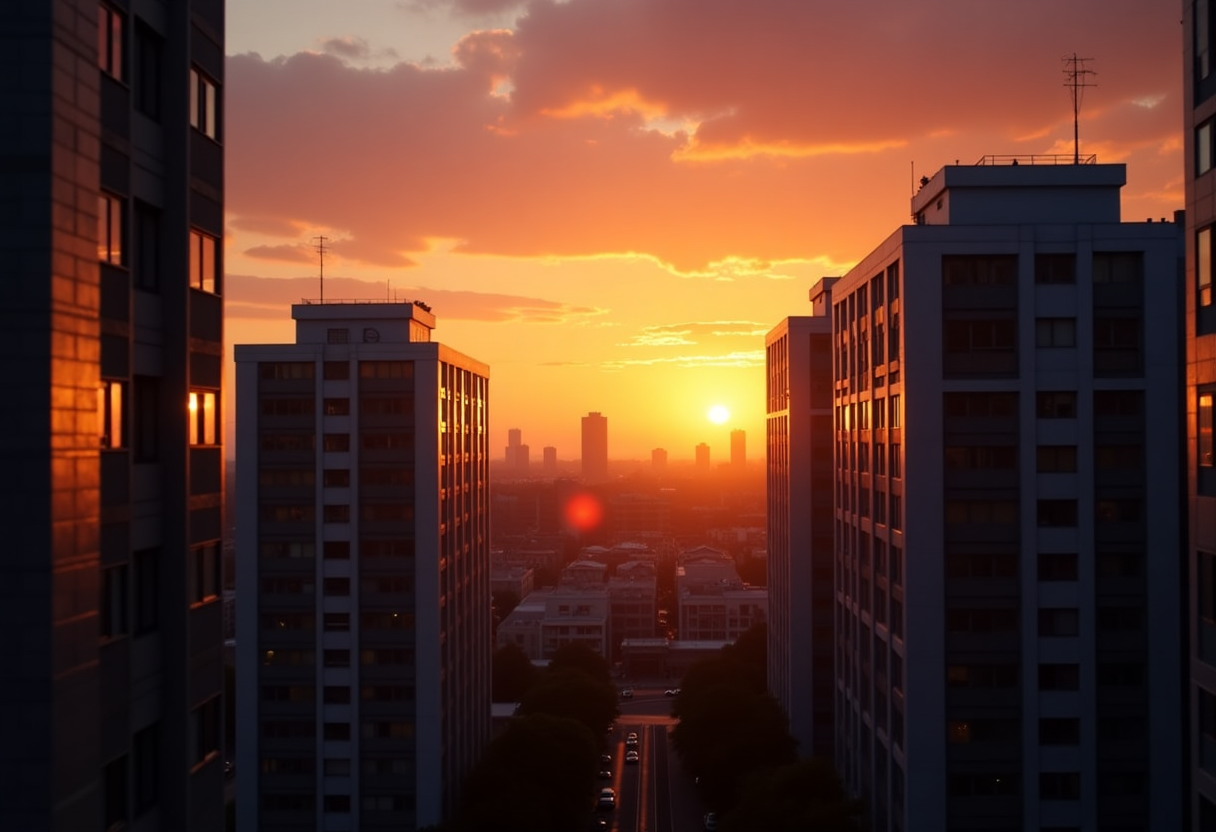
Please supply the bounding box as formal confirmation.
[829,162,1183,830]
[765,279,838,762]
[652,447,668,472]
[730,429,746,470]
[505,427,522,468]
[1,2,227,829]
[694,442,710,473]
[1184,3,1216,825]
[235,302,491,830]
[581,411,608,482]
[542,445,558,475]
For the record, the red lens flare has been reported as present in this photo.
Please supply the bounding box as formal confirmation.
[564,492,604,532]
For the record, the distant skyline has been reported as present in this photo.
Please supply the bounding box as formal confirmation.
[223,0,1180,459]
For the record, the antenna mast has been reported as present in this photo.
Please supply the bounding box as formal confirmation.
[313,235,329,303]
[1062,53,1097,164]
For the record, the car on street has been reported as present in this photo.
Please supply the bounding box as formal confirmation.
[704,811,720,831]
[625,732,638,747]
[600,754,612,765]
[664,688,681,696]
[625,750,640,764]
[599,769,613,780]
[620,688,633,699]
[596,787,616,811]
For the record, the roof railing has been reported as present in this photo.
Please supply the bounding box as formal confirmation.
[974,153,1097,166]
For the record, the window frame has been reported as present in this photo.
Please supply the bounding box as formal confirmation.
[189,229,219,294]
[188,389,218,446]
[98,192,124,265]
[98,3,123,81]
[189,67,219,140]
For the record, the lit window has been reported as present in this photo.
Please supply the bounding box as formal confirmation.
[1201,226,1213,308]
[189,230,218,293]
[98,193,123,264]
[98,379,125,448]
[188,390,218,445]
[1202,392,1213,467]
[98,4,122,80]
[189,68,218,139]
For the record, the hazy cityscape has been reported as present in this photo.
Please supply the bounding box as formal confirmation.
[3,2,1212,832]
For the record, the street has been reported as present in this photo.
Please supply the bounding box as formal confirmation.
[593,687,706,832]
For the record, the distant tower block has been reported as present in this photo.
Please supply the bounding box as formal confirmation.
[652,448,668,471]
[543,446,558,474]
[518,444,530,474]
[581,411,608,481]
[695,442,711,472]
[731,429,746,470]
[505,427,522,469]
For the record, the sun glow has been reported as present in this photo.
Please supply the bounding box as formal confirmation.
[707,404,730,424]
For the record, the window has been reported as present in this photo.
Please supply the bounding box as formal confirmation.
[323,505,350,523]
[1201,119,1214,176]
[1097,605,1144,633]
[945,552,1018,578]
[324,722,351,741]
[190,542,220,605]
[134,20,161,120]
[190,697,220,766]
[1037,390,1076,418]
[98,380,125,448]
[189,67,218,139]
[323,434,350,452]
[1036,445,1077,473]
[324,578,350,596]
[1035,317,1076,347]
[104,755,127,830]
[324,686,351,704]
[324,613,350,632]
[323,541,350,560]
[359,361,413,379]
[323,795,351,813]
[324,398,350,416]
[327,328,349,344]
[1201,0,1214,81]
[1202,393,1214,467]
[1202,226,1214,308]
[942,254,1017,285]
[133,201,160,290]
[133,722,159,812]
[944,445,1016,470]
[890,395,901,428]
[1035,253,1076,284]
[98,4,122,80]
[1040,772,1081,800]
[188,390,218,445]
[324,758,351,777]
[944,318,1017,351]
[189,229,218,293]
[1038,663,1080,690]
[1037,552,1078,581]
[1037,499,1078,527]
[1093,315,1141,374]
[133,376,159,461]
[100,565,128,639]
[323,361,350,380]
[261,362,315,380]
[1096,499,1141,523]
[133,548,158,635]
[98,193,123,264]
[324,649,350,667]
[1093,251,1144,284]
[1202,551,1216,624]
[1038,607,1080,637]
[323,469,350,487]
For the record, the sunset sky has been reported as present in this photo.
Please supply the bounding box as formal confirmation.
[224,0,1181,462]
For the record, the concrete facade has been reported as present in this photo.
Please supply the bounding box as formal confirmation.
[235,302,491,831]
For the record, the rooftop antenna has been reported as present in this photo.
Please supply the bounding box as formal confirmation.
[313,235,329,302]
[1062,53,1096,164]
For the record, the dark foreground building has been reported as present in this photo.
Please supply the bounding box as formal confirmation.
[1,0,227,830]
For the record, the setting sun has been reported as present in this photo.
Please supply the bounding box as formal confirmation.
[707,404,730,424]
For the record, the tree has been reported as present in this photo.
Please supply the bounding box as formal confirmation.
[517,668,619,738]
[492,643,537,702]
[721,758,865,832]
[449,713,599,832]
[547,640,614,690]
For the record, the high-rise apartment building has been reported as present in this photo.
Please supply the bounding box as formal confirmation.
[1185,2,1216,826]
[542,445,558,475]
[652,447,668,472]
[695,442,711,473]
[1,2,226,829]
[832,162,1183,830]
[582,411,608,481]
[235,302,490,831]
[765,278,837,762]
[505,427,522,468]
[731,429,746,470]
